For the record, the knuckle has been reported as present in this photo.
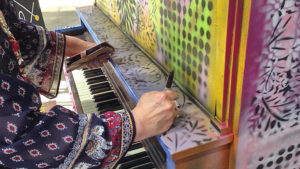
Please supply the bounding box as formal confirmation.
[158,93,167,101]
[165,103,173,110]
[166,102,175,110]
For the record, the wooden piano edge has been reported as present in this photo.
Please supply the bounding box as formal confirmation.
[172,134,233,169]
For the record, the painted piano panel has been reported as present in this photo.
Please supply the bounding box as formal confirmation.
[236,0,300,168]
[95,0,230,120]
[90,0,300,168]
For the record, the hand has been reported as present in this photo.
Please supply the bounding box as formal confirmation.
[84,42,115,69]
[65,35,96,56]
[85,51,111,69]
[132,90,178,141]
[67,42,114,72]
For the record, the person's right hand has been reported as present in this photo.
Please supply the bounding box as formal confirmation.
[131,90,178,142]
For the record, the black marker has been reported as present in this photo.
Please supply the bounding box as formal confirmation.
[165,70,174,89]
[165,70,182,112]
[162,70,177,136]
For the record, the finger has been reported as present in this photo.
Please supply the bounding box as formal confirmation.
[86,61,93,69]
[164,89,178,100]
[93,61,103,68]
[87,61,96,69]
[102,58,108,63]
[98,53,111,61]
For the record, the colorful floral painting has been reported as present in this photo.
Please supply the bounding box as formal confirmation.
[237,0,300,168]
[95,0,230,119]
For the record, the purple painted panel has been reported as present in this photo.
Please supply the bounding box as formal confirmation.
[237,0,300,168]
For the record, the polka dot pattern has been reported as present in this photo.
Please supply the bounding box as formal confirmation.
[154,0,213,102]
[255,143,300,169]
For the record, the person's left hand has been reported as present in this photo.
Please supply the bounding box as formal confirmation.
[84,51,111,69]
[65,36,114,70]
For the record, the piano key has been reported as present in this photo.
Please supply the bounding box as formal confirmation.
[122,151,148,162]
[86,75,107,85]
[98,104,123,113]
[93,91,117,102]
[72,70,98,114]
[83,67,104,75]
[117,142,156,169]
[84,72,104,79]
[91,85,112,94]
[128,142,143,151]
[119,156,152,169]
[131,162,155,169]
[84,70,104,78]
[89,81,110,89]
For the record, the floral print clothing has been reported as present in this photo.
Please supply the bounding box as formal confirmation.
[0,0,136,168]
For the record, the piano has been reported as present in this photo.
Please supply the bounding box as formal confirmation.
[59,5,232,169]
[62,33,167,168]
[58,0,300,168]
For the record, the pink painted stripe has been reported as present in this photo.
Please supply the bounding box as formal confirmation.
[227,0,244,127]
[221,0,236,124]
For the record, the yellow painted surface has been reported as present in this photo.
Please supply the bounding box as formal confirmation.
[95,0,232,122]
[132,4,157,57]
[229,0,252,168]
[95,0,121,25]
[209,0,230,121]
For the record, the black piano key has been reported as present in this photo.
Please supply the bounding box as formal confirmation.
[120,151,148,163]
[84,71,104,79]
[83,68,103,75]
[93,92,116,102]
[128,142,143,151]
[96,99,120,109]
[84,72,104,79]
[91,86,112,95]
[119,156,152,169]
[87,76,107,85]
[131,162,155,169]
[98,104,123,113]
[89,81,110,90]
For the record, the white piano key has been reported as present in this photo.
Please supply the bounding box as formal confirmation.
[72,70,98,114]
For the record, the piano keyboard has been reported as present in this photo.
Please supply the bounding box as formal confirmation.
[118,142,156,169]
[71,68,123,114]
[70,67,157,169]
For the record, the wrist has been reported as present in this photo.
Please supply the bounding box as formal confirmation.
[131,108,145,142]
[65,35,96,57]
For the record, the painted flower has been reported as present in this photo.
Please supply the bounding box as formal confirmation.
[2,148,16,154]
[54,155,65,161]
[18,87,26,97]
[13,102,22,112]
[28,149,41,157]
[11,155,23,162]
[7,122,17,134]
[55,123,66,130]
[47,143,59,150]
[23,139,35,146]
[1,81,10,91]
[36,162,49,168]
[63,136,73,143]
[40,130,51,137]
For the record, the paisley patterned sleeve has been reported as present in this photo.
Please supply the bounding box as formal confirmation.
[1,0,65,98]
[0,73,136,168]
